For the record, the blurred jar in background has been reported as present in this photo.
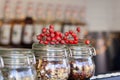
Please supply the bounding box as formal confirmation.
[11,0,24,46]
[22,17,34,48]
[11,20,23,46]
[0,19,12,46]
[22,1,34,48]
[0,0,12,46]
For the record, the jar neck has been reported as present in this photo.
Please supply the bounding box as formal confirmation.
[70,56,93,64]
[32,43,66,50]
[42,57,67,62]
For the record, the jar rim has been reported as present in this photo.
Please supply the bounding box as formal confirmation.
[69,45,96,56]
[0,48,32,51]
[0,48,32,54]
[32,43,66,51]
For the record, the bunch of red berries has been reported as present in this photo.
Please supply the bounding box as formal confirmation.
[37,25,90,45]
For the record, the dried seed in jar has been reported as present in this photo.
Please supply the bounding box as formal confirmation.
[37,59,42,69]
[84,65,90,73]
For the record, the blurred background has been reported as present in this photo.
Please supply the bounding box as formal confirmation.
[0,0,120,75]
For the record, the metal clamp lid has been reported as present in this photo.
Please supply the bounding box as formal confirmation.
[27,53,36,65]
[89,47,96,56]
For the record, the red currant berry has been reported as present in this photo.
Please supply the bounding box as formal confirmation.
[55,31,60,36]
[65,40,69,44]
[46,33,50,37]
[63,37,67,40]
[71,33,76,37]
[74,37,78,40]
[69,40,73,44]
[69,30,73,34]
[40,33,45,37]
[59,33,63,37]
[49,25,54,29]
[56,36,61,41]
[73,40,78,44]
[49,28,54,33]
[85,40,90,45]
[42,28,47,33]
[50,41,55,45]
[44,41,48,44]
[77,27,80,32]
[60,40,65,44]
[39,40,44,44]
[37,35,41,40]
[51,38,56,41]
[55,41,59,44]
[50,33,55,37]
[65,32,69,36]
[46,37,51,41]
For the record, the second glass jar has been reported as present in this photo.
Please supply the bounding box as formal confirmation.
[68,43,96,80]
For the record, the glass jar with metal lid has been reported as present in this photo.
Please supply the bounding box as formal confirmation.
[0,56,4,80]
[68,41,96,80]
[0,48,37,80]
[32,43,70,80]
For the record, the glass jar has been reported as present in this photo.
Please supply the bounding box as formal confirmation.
[32,43,70,80]
[0,48,37,80]
[0,56,4,80]
[68,43,96,80]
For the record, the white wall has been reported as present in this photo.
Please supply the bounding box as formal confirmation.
[86,0,120,32]
[86,0,113,32]
[0,0,86,19]
[0,0,120,31]
[111,0,120,31]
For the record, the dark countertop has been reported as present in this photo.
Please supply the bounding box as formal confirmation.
[91,72,120,80]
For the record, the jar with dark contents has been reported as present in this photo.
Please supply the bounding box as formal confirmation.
[32,43,70,80]
[68,43,96,80]
[0,48,37,80]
